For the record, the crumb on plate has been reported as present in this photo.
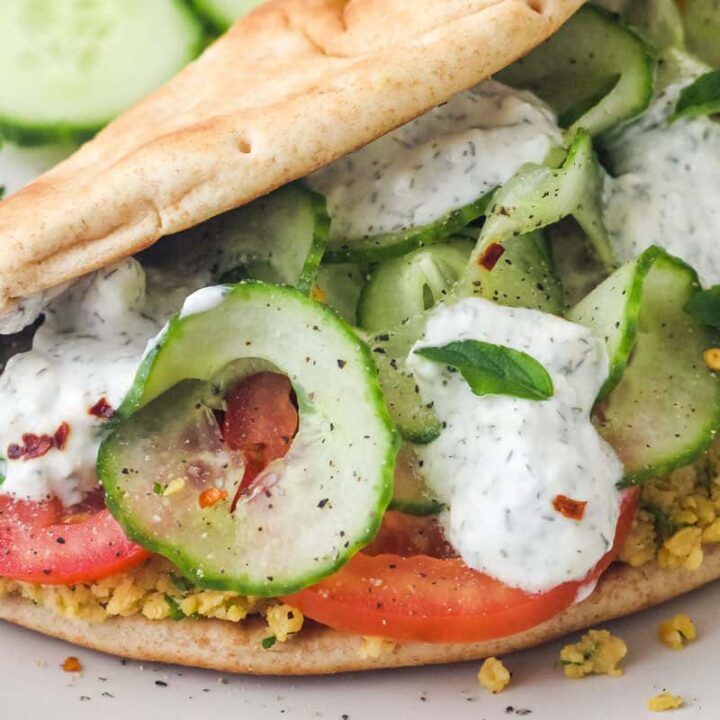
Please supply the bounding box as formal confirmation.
[558,629,627,679]
[62,656,82,673]
[478,657,511,693]
[647,692,684,712]
[658,613,697,650]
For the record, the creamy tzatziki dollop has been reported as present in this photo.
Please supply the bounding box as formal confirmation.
[603,82,720,286]
[308,80,562,241]
[407,298,623,592]
[0,258,210,506]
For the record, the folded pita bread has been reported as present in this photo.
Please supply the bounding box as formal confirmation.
[2,547,720,674]
[2,0,718,677]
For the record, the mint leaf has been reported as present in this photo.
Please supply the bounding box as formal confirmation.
[415,340,553,401]
[685,286,720,328]
[261,635,277,650]
[670,70,720,123]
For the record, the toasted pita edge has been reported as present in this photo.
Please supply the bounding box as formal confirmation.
[0,0,583,312]
[2,547,719,675]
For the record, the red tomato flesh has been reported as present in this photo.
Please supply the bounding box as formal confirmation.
[223,372,299,492]
[287,489,639,643]
[0,491,149,585]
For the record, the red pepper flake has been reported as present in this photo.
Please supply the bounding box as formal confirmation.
[62,656,82,673]
[478,242,506,271]
[552,494,588,521]
[198,488,228,509]
[6,422,72,461]
[88,397,115,419]
[53,422,70,450]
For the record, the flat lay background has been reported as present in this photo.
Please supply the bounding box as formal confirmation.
[0,145,719,719]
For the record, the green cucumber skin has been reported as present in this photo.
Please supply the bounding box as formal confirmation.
[569,247,720,485]
[0,0,205,147]
[499,4,654,137]
[357,240,474,333]
[103,282,399,596]
[297,189,331,294]
[190,0,261,31]
[388,497,443,516]
[325,191,494,265]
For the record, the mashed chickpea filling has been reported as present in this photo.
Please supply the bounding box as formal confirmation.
[0,556,304,642]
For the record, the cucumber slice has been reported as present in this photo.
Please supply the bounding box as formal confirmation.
[567,246,720,483]
[100,282,398,595]
[548,219,610,309]
[623,0,686,50]
[358,240,474,332]
[499,5,654,136]
[209,184,329,294]
[371,314,442,444]
[311,264,366,325]
[324,191,493,265]
[191,0,262,31]
[681,0,720,67]
[469,130,615,286]
[389,444,443,516]
[467,231,564,315]
[0,0,204,146]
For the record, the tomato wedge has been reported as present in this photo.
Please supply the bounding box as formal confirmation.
[287,489,639,643]
[0,492,149,585]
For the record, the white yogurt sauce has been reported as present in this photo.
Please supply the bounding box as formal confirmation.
[0,258,210,505]
[179,285,230,318]
[603,82,720,286]
[308,80,562,240]
[407,298,623,592]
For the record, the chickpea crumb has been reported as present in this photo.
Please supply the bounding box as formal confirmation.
[359,636,397,659]
[198,487,228,509]
[647,692,683,712]
[61,656,82,673]
[559,629,627,678]
[477,657,511,693]
[703,347,720,371]
[658,613,696,650]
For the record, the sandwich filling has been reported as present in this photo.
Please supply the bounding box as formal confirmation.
[1,2,720,646]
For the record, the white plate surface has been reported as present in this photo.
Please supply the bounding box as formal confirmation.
[1,145,718,720]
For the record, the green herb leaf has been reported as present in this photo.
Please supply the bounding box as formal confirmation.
[415,340,554,401]
[261,635,277,650]
[670,70,720,122]
[153,482,164,496]
[0,186,5,201]
[170,573,195,592]
[164,595,187,621]
[685,286,720,328]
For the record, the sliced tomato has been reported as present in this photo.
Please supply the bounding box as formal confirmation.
[0,491,149,585]
[287,489,639,643]
[223,371,298,491]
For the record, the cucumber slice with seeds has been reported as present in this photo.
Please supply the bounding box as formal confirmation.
[568,246,720,483]
[358,240,474,333]
[0,0,204,146]
[101,282,398,595]
[206,184,330,294]
[499,5,654,136]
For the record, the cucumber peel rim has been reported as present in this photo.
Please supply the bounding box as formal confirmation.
[568,246,720,485]
[100,282,399,595]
